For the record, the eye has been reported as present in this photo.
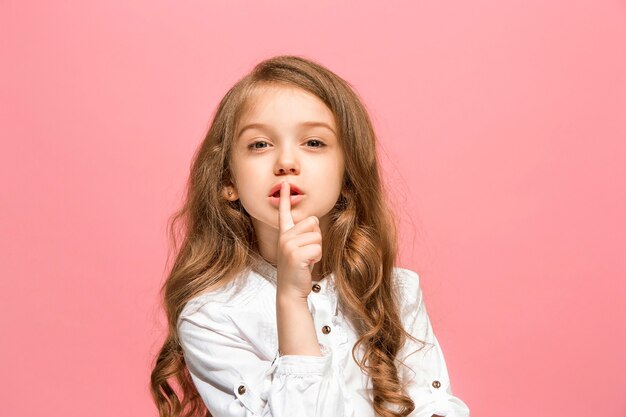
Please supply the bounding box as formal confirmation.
[247,139,326,151]
[306,138,326,148]
[247,140,270,151]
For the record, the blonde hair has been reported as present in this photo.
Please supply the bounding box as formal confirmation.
[150,55,421,417]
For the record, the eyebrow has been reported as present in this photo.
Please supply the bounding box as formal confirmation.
[237,121,337,138]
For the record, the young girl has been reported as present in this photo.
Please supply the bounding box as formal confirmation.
[150,55,470,417]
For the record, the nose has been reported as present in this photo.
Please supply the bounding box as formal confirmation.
[274,147,299,175]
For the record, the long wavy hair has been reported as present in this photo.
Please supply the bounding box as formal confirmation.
[150,55,422,417]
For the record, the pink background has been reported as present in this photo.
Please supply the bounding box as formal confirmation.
[2,1,625,416]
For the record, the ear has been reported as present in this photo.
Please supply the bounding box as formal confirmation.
[222,184,239,201]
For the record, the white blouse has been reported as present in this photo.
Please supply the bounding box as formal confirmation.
[177,260,470,417]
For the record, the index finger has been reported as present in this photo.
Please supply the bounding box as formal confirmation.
[278,181,295,232]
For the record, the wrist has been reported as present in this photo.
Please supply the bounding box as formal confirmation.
[276,290,309,306]
[276,285,308,305]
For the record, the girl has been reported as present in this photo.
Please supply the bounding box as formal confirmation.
[150,55,470,417]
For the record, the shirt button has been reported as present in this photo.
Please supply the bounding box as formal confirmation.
[432,380,441,389]
[238,385,246,395]
[312,283,321,292]
[322,325,331,334]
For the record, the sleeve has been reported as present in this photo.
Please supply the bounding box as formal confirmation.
[396,269,471,417]
[177,303,350,417]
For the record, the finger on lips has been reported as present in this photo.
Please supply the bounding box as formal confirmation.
[279,181,294,232]
[277,181,318,272]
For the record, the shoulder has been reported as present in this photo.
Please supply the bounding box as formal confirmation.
[392,266,421,291]
[391,266,425,316]
[392,267,437,348]
[177,268,280,355]
[392,267,422,303]
[177,267,275,328]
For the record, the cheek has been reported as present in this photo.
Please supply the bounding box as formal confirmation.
[328,159,345,181]
[230,159,255,186]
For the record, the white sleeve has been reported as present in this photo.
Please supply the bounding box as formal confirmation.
[396,269,471,417]
[178,303,349,417]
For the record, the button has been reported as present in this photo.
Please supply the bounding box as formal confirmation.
[322,325,331,334]
[238,385,246,395]
[432,380,441,389]
[312,283,321,293]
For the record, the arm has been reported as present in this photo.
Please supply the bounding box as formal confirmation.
[276,294,321,356]
[395,269,470,417]
[274,181,322,358]
[177,301,350,417]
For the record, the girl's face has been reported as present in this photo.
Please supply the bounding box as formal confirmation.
[227,84,345,235]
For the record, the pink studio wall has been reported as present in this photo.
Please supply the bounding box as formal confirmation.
[1,1,625,416]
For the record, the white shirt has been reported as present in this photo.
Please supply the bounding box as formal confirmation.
[178,260,470,417]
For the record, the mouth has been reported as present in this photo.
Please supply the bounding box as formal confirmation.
[270,189,300,198]
[267,182,305,207]
[268,183,303,197]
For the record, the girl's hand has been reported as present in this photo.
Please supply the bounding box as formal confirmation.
[276,180,322,301]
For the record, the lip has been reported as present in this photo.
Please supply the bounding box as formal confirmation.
[268,182,304,197]
[268,194,305,207]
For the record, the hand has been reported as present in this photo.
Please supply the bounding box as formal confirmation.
[276,180,322,300]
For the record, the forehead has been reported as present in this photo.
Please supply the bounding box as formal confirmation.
[236,84,337,135]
